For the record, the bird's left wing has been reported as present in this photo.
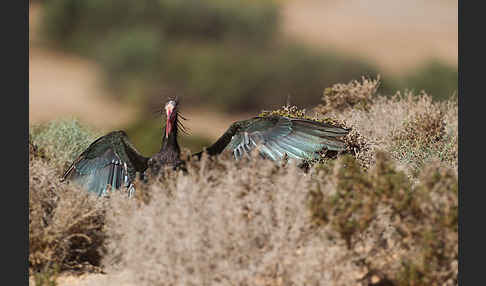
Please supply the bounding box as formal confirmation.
[195,116,350,162]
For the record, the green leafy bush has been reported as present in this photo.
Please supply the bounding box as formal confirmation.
[29,119,100,169]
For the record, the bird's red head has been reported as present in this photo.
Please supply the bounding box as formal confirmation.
[165,99,177,138]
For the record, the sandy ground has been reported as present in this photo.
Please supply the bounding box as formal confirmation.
[29,47,142,132]
[29,273,115,286]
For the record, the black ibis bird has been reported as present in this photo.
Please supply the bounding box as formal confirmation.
[62,97,349,196]
[193,114,350,162]
[61,98,184,197]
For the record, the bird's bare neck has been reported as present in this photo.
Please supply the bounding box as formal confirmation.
[162,115,180,152]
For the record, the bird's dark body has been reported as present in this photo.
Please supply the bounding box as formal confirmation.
[148,125,185,173]
[149,151,183,171]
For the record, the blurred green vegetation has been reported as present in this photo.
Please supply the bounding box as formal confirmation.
[41,0,381,112]
[39,0,457,154]
[399,60,458,101]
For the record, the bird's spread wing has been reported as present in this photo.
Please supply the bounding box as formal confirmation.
[61,131,148,197]
[204,116,350,161]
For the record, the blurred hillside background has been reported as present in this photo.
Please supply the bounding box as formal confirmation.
[29,0,457,155]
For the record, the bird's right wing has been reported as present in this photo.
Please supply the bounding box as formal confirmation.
[61,131,148,197]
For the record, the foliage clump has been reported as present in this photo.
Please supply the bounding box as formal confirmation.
[259,103,307,119]
[259,103,346,127]
[392,94,446,147]
[312,76,385,169]
[316,76,380,115]
[29,119,100,169]
[341,127,373,169]
[309,151,410,248]
[390,92,457,175]
[394,163,458,286]
[314,86,458,175]
[308,152,458,285]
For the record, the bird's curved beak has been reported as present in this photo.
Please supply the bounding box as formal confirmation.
[165,103,175,138]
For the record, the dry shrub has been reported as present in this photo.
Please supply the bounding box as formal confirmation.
[316,76,380,115]
[310,76,383,169]
[389,92,457,175]
[29,153,106,274]
[309,151,458,285]
[29,119,107,274]
[314,88,458,175]
[392,93,446,147]
[325,93,413,147]
[28,86,458,285]
[309,152,411,249]
[396,163,458,285]
[95,154,364,286]
[74,148,457,286]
